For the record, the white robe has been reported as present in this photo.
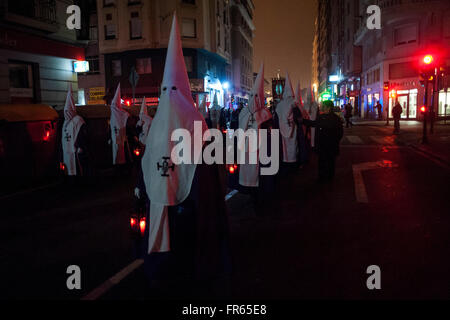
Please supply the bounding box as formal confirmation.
[62,115,85,176]
[110,107,129,165]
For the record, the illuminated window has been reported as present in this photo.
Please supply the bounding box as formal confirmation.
[136,58,152,74]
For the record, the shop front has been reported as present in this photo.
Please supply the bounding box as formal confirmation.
[438,88,450,119]
[388,88,418,119]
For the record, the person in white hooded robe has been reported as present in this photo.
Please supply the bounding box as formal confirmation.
[138,13,231,298]
[238,63,275,213]
[61,84,89,177]
[275,73,298,168]
[110,83,130,165]
[209,91,222,130]
[198,95,212,128]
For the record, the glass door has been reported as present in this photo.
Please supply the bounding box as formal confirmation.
[398,95,408,119]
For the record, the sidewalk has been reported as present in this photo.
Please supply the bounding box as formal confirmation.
[351,119,450,166]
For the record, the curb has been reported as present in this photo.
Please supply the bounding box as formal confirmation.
[408,143,450,169]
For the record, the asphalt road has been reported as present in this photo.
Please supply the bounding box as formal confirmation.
[1,121,449,300]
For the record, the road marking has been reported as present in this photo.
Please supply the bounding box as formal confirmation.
[81,259,144,300]
[352,160,399,203]
[409,146,450,170]
[346,135,364,144]
[81,188,239,300]
[225,189,238,201]
[370,136,394,145]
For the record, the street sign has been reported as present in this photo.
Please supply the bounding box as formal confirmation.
[129,67,139,88]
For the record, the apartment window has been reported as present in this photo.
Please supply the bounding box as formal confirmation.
[89,24,98,40]
[394,25,417,46]
[9,62,33,89]
[184,56,193,73]
[136,58,152,74]
[181,18,196,38]
[87,56,100,73]
[104,0,115,6]
[389,62,417,80]
[112,59,122,76]
[105,24,116,40]
[130,12,142,39]
[106,13,112,20]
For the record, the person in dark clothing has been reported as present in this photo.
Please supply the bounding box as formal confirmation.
[392,102,403,134]
[344,103,353,128]
[375,101,383,120]
[229,103,243,130]
[303,100,344,182]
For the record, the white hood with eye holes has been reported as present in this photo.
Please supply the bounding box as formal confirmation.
[62,83,85,175]
[141,13,208,253]
[137,97,152,144]
[238,62,272,187]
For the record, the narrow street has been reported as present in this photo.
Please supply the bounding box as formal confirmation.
[1,121,449,300]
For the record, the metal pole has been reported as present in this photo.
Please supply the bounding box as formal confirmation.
[422,80,428,144]
[430,67,438,134]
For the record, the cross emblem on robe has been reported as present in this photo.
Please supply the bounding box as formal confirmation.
[114,126,119,136]
[248,113,255,127]
[157,157,175,177]
[64,131,71,142]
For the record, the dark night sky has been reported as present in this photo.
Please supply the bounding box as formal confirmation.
[253,0,316,89]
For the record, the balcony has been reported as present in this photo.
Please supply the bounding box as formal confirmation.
[3,0,58,33]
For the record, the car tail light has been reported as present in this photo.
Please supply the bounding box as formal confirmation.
[130,217,137,229]
[43,130,50,141]
[139,217,146,235]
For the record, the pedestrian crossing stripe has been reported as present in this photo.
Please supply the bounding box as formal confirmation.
[346,136,364,144]
[370,136,394,145]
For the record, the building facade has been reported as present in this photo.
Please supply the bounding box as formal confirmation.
[0,0,85,108]
[230,0,255,104]
[313,0,450,120]
[355,0,450,120]
[77,0,235,109]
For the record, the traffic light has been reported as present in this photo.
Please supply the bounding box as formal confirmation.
[419,54,437,81]
[420,106,427,114]
[383,82,389,91]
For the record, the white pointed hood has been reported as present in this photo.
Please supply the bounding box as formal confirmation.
[62,84,85,175]
[64,84,77,121]
[142,13,208,253]
[137,97,152,144]
[210,91,222,128]
[198,95,209,119]
[276,72,296,138]
[239,62,271,130]
[295,81,310,120]
[110,83,130,164]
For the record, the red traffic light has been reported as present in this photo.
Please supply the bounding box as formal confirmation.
[423,55,433,65]
[420,106,427,113]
